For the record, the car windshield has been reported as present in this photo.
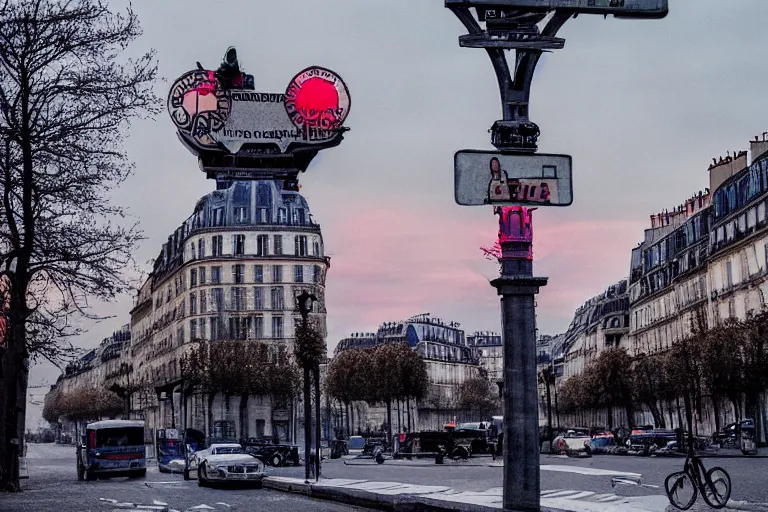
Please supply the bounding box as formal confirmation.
[213,447,245,454]
[591,437,614,447]
[93,427,144,448]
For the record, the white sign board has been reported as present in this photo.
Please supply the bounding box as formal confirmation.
[454,150,573,207]
[212,92,310,153]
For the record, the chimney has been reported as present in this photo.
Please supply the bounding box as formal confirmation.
[709,148,748,192]
[751,135,768,164]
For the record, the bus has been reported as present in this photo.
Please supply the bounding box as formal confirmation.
[76,420,146,480]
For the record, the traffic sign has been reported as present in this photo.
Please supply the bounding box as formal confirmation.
[454,150,572,207]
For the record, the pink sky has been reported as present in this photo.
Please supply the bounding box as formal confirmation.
[321,204,648,341]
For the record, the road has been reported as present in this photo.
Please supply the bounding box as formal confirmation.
[270,449,768,510]
[7,444,768,512]
[286,452,768,497]
[1,443,363,512]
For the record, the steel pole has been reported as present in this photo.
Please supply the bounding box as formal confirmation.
[314,365,321,481]
[491,246,547,512]
[303,365,311,483]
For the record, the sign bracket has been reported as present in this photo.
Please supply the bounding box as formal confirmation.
[447,6,571,153]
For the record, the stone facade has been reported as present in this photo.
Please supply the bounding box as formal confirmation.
[46,180,329,448]
[552,136,768,439]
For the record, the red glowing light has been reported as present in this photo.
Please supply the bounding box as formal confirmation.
[285,66,350,131]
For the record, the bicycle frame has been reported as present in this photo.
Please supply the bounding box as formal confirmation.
[666,433,731,510]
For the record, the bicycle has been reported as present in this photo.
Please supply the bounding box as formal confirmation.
[664,434,732,510]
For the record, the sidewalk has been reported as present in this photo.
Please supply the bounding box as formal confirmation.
[262,475,672,512]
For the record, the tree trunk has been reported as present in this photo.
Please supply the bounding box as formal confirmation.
[0,317,27,492]
[746,392,762,446]
[207,394,215,441]
[314,366,320,482]
[303,366,311,482]
[545,383,553,452]
[239,394,249,440]
[625,401,635,429]
[386,400,392,448]
[712,397,721,434]
[606,406,614,431]
[397,400,402,434]
[345,402,350,438]
[407,396,411,432]
[656,400,663,428]
[683,392,694,436]
[169,391,176,429]
[224,394,231,432]
[760,393,768,446]
[730,396,741,422]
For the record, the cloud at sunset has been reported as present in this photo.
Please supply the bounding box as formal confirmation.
[320,202,648,348]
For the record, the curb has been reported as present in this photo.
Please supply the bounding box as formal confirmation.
[262,477,568,512]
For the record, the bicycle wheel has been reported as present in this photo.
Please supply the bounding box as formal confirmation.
[665,470,698,510]
[701,467,731,509]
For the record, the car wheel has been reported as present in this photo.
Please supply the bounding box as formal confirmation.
[271,453,283,467]
[253,478,264,489]
[85,468,96,481]
[198,467,208,487]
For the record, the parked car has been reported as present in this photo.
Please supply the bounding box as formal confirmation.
[196,445,264,488]
[240,438,300,467]
[589,432,617,455]
[189,443,243,472]
[553,430,592,457]
[627,429,677,455]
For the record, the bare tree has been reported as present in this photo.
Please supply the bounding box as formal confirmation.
[456,376,499,417]
[0,0,158,490]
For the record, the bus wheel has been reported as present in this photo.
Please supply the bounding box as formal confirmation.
[85,469,96,481]
[77,462,84,481]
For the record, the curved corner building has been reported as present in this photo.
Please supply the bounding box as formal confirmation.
[128,179,329,443]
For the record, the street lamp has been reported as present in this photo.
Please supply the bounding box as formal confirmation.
[296,290,320,483]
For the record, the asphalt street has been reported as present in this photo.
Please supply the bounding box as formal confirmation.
[0,444,363,512]
[271,449,768,507]
[6,444,768,512]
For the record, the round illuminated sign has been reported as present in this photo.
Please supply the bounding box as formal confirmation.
[167,70,231,148]
[284,66,350,132]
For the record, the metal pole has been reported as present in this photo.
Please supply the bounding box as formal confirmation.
[491,239,547,512]
[182,380,190,480]
[303,364,311,483]
[314,365,321,482]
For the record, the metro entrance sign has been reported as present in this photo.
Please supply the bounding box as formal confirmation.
[454,150,572,207]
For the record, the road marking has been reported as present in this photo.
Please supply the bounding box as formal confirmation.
[540,465,642,478]
[214,504,231,507]
[153,500,169,506]
[188,506,216,511]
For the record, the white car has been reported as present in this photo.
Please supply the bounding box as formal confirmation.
[196,445,264,488]
[553,431,592,457]
[189,443,242,472]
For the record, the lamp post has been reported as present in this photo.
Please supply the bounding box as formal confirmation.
[296,290,319,483]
